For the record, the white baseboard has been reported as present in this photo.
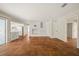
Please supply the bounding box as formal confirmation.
[30,35,50,37]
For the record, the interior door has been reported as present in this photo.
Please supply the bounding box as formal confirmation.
[67,23,72,39]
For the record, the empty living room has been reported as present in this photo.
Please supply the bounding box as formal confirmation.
[0,2,79,56]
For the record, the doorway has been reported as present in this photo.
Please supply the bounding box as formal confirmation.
[10,21,24,40]
[67,23,72,39]
[67,22,77,47]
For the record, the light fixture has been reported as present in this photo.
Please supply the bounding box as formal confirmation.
[61,3,68,7]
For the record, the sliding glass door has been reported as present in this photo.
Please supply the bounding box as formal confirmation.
[0,18,6,45]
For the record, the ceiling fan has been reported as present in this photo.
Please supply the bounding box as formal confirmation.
[61,3,68,7]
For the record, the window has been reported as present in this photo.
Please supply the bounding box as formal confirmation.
[0,18,6,45]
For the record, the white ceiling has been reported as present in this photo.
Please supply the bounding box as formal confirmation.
[0,3,79,21]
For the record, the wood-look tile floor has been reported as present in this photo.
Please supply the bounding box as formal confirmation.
[0,37,79,56]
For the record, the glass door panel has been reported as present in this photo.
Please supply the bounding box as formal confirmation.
[0,18,6,45]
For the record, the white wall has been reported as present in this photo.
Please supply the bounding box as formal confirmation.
[26,20,49,36]
[24,25,28,35]
[57,10,79,48]
[51,9,79,42]
[46,19,53,37]
[23,18,54,38]
[51,18,67,42]
[26,17,67,42]
[77,16,79,48]
[72,22,77,38]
